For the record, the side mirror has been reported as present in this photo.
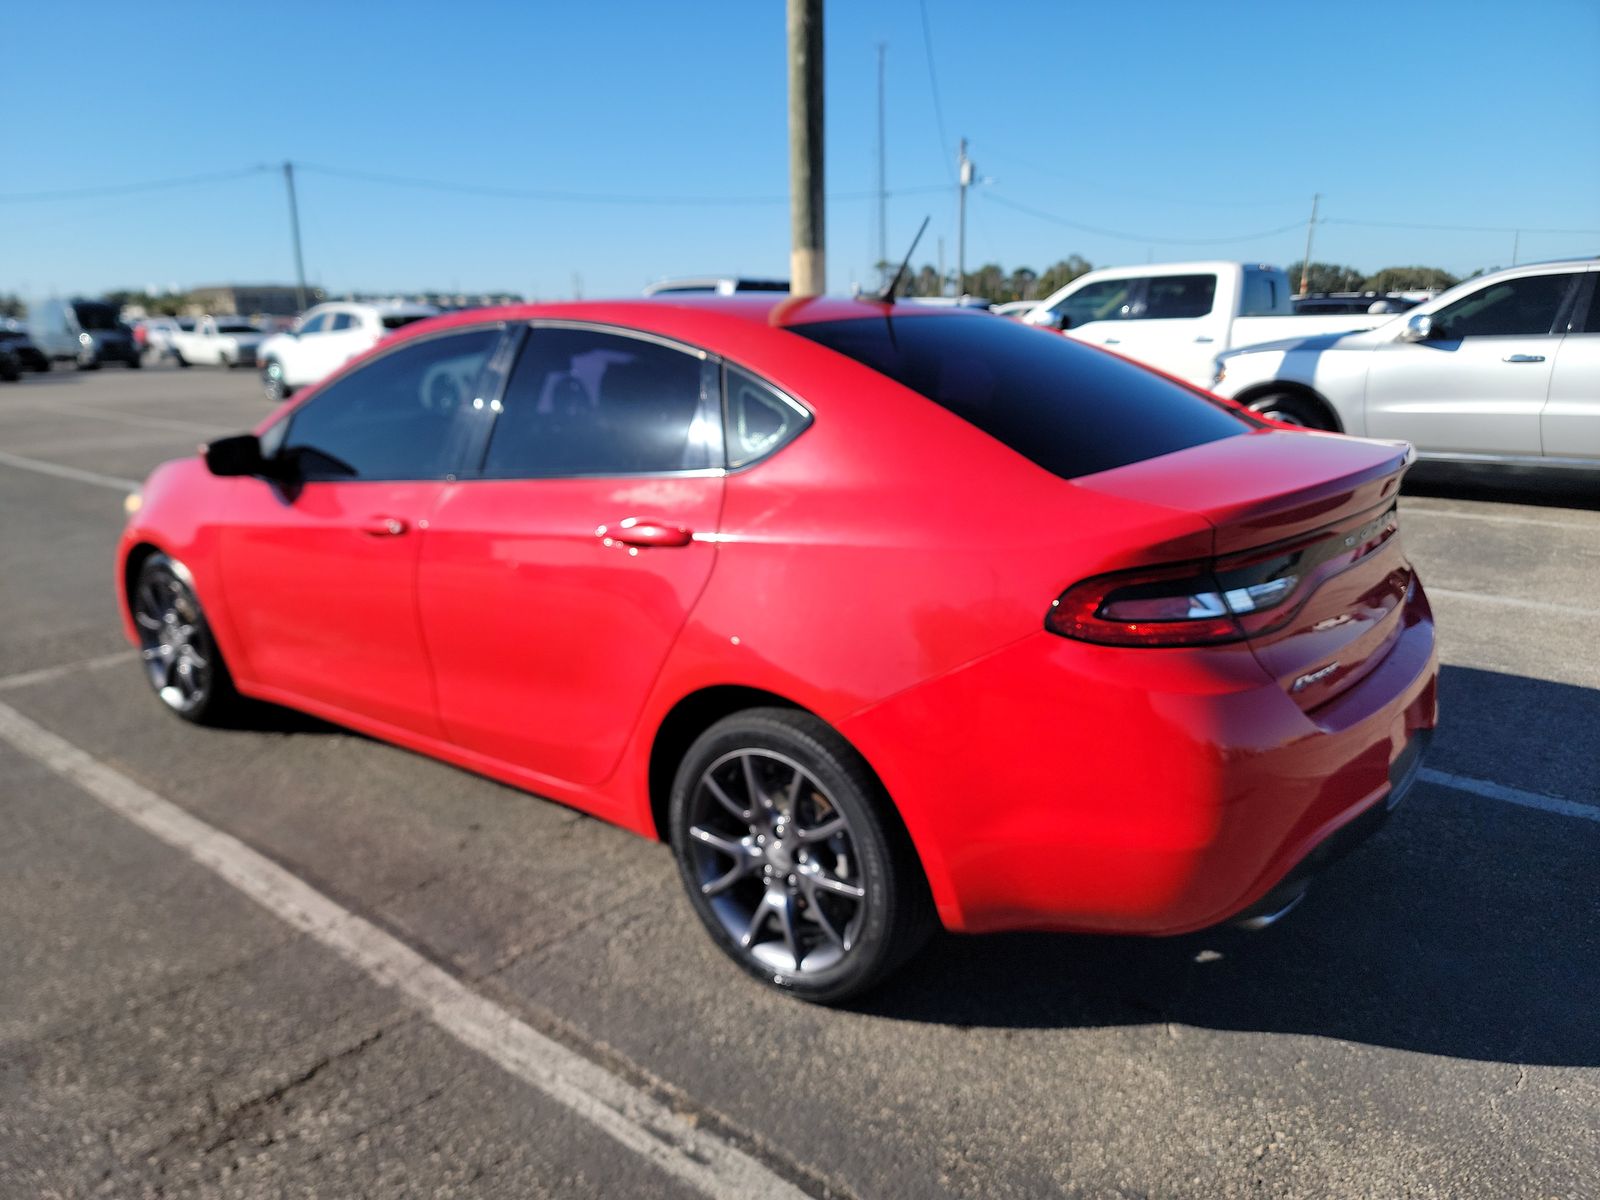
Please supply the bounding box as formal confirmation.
[204,433,272,478]
[1055,312,1073,331]
[1398,313,1433,343]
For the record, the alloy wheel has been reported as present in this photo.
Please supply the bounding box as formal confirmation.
[686,748,866,975]
[132,562,212,715]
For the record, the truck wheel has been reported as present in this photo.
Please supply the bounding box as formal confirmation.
[173,351,191,369]
[1247,392,1333,431]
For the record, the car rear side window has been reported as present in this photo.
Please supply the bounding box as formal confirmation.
[725,366,810,468]
[281,328,499,482]
[792,314,1247,480]
[482,327,719,478]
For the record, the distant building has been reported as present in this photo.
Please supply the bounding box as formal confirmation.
[187,285,324,317]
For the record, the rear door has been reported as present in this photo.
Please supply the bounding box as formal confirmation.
[418,323,724,787]
[220,326,502,735]
[1542,270,1600,463]
[1104,271,1225,385]
[1365,269,1578,457]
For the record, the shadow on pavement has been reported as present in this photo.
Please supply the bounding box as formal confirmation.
[860,666,1600,1068]
[1405,462,1600,511]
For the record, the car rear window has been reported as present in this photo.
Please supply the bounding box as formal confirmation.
[382,314,430,330]
[792,313,1248,480]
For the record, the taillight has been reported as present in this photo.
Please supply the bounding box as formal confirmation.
[1048,550,1303,647]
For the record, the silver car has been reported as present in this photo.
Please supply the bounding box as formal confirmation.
[1211,258,1599,472]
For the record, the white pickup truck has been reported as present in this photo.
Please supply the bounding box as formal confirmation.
[169,316,265,369]
[1020,261,1389,388]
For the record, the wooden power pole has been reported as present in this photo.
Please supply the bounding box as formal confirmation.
[788,0,825,296]
[1297,193,1320,296]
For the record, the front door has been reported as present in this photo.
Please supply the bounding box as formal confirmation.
[1365,269,1578,457]
[220,326,503,735]
[419,324,724,787]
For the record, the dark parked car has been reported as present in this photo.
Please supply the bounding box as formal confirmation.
[0,328,50,372]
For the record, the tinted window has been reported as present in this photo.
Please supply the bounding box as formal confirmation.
[382,313,429,330]
[330,312,355,331]
[73,302,121,331]
[793,314,1247,480]
[1139,274,1217,320]
[1051,278,1135,328]
[1579,279,1600,333]
[1432,273,1572,338]
[725,366,810,468]
[298,313,328,334]
[281,328,499,482]
[1242,272,1283,316]
[482,327,717,478]
[216,322,257,334]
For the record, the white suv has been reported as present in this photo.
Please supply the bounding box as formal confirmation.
[257,301,438,401]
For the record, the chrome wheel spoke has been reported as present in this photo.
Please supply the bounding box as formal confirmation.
[184,647,209,670]
[134,611,162,631]
[774,892,804,969]
[805,871,864,901]
[705,777,751,823]
[740,892,775,948]
[689,824,745,860]
[141,646,167,662]
[800,878,847,949]
[740,753,769,815]
[795,814,846,844]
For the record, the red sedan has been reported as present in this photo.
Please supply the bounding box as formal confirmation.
[117,296,1438,1002]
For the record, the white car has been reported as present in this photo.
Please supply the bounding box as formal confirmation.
[257,301,438,401]
[134,316,194,360]
[1211,258,1599,471]
[1020,261,1388,388]
[169,316,264,369]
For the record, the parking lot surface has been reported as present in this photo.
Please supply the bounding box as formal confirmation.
[2,366,1596,1199]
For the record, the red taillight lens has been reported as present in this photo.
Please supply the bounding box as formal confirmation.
[1047,554,1302,647]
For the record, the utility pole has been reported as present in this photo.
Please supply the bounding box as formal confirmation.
[1297,193,1320,296]
[1511,229,1520,266]
[956,138,972,297]
[788,0,825,296]
[283,161,308,312]
[875,42,887,288]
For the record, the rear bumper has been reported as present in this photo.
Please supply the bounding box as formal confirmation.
[839,579,1439,936]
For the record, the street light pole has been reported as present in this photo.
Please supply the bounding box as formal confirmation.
[283,161,308,312]
[1297,193,1320,296]
[956,138,972,297]
[788,0,826,297]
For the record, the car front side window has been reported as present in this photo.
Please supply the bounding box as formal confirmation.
[297,313,328,335]
[1430,272,1575,339]
[280,328,500,482]
[1052,279,1137,328]
[480,327,719,478]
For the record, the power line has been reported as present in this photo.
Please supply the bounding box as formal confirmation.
[294,162,946,206]
[1324,216,1600,236]
[984,192,1305,246]
[917,0,956,183]
[0,166,273,204]
[977,145,1307,210]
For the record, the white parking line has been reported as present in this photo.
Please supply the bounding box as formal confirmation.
[1420,767,1600,824]
[1425,587,1600,619]
[0,650,137,692]
[1403,506,1598,532]
[0,697,808,1200]
[17,398,232,435]
[0,449,140,492]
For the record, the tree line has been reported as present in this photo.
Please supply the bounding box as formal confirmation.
[894,259,1470,304]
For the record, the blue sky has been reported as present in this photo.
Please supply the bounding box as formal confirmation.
[3,0,1596,301]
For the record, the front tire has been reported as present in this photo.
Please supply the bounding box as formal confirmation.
[261,359,292,402]
[130,553,241,725]
[668,709,934,1004]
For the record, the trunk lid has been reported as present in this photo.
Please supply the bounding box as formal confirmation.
[1077,428,1415,711]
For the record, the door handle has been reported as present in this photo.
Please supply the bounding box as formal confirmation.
[1193,335,1215,343]
[1502,354,1545,363]
[1103,338,1121,345]
[360,516,408,537]
[602,518,693,548]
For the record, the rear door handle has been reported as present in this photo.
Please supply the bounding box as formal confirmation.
[1502,354,1545,363]
[360,516,408,537]
[1103,338,1121,345]
[1193,335,1215,343]
[603,518,693,548]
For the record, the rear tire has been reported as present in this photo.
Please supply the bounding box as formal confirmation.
[1247,391,1334,430]
[173,351,191,368]
[262,359,292,402]
[668,708,935,1004]
[129,553,242,726]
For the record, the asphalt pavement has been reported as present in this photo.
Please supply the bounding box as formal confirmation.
[1,364,1596,1199]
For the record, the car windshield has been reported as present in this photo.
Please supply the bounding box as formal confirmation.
[216,322,258,334]
[381,314,429,330]
[792,313,1248,480]
[72,302,123,331]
